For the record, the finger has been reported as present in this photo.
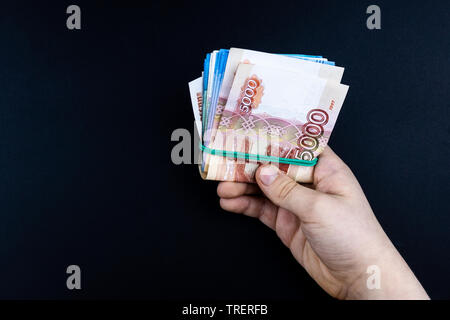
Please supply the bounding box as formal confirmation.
[315,147,349,177]
[220,196,278,230]
[314,147,360,196]
[255,164,320,222]
[275,208,301,248]
[217,181,260,199]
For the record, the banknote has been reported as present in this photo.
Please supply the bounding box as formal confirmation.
[188,48,348,183]
[188,52,330,147]
[203,49,228,148]
[203,50,218,134]
[201,48,341,173]
[216,48,344,117]
[201,49,331,142]
[205,63,348,183]
[201,53,211,137]
[188,76,203,136]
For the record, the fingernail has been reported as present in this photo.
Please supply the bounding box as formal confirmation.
[259,165,279,186]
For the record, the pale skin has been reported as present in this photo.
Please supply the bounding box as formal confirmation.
[217,147,429,300]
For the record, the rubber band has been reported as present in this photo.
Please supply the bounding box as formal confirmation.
[200,144,318,167]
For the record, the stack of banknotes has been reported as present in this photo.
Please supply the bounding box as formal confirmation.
[188,48,349,183]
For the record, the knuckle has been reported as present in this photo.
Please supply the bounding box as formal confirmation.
[259,199,269,217]
[217,183,224,197]
[258,199,272,224]
[276,179,298,202]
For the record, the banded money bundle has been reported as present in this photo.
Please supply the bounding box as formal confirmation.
[188,48,349,183]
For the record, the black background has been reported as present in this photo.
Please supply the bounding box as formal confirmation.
[0,0,449,299]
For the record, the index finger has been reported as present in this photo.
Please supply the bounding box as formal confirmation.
[217,181,261,198]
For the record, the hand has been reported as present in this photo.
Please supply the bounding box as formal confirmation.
[217,147,429,300]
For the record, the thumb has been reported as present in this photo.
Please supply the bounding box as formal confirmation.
[255,164,320,221]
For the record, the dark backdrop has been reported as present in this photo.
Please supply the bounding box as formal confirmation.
[0,0,448,299]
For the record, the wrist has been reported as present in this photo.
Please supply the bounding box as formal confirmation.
[345,242,429,300]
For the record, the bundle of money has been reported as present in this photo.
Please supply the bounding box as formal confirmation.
[188,48,349,183]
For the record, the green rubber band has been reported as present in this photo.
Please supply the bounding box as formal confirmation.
[200,144,318,167]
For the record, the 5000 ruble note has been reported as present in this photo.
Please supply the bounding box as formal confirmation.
[206,63,349,183]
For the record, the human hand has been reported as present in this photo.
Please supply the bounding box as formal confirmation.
[217,147,429,300]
